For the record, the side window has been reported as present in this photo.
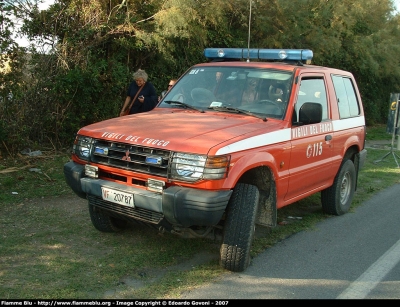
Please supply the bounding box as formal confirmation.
[295,77,328,121]
[332,75,360,118]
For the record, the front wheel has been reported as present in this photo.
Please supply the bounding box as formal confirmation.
[220,183,260,272]
[321,159,356,215]
[88,204,127,232]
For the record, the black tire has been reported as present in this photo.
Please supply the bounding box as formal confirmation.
[321,159,356,216]
[220,183,260,272]
[88,204,127,232]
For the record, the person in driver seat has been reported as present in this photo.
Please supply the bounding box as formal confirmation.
[268,82,284,103]
[241,78,259,105]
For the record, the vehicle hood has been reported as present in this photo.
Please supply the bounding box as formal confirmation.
[77,108,283,154]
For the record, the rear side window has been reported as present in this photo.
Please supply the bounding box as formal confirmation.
[332,75,360,118]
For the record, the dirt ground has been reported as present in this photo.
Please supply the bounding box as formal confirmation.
[365,139,398,149]
[2,139,397,298]
[0,193,221,299]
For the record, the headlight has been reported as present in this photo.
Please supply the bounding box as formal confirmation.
[171,153,230,182]
[72,135,93,161]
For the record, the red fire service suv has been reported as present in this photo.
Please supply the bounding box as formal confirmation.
[64,48,367,272]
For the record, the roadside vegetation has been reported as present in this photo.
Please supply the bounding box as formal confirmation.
[1,124,399,299]
[1,0,400,157]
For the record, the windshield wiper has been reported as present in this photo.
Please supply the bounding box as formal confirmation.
[208,106,267,121]
[164,101,204,113]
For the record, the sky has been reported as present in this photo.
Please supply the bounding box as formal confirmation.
[13,0,55,47]
[38,0,53,10]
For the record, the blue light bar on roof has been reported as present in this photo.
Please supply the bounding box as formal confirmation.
[204,48,313,63]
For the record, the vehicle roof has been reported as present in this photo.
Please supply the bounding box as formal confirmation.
[192,61,354,76]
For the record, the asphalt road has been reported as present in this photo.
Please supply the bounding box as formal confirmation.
[180,183,400,299]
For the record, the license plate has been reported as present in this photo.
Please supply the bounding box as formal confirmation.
[101,187,134,207]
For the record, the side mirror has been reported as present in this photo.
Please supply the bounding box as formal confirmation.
[298,102,322,125]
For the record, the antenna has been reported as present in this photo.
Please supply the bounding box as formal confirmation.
[246,0,252,62]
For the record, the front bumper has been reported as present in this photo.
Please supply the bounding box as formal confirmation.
[63,161,232,228]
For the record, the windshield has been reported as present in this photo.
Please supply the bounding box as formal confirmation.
[158,66,294,119]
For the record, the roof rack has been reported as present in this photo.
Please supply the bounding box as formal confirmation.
[204,48,313,64]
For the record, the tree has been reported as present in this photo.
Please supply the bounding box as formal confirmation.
[1,0,400,156]
[0,0,32,154]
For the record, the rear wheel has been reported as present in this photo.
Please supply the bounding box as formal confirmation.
[220,183,260,272]
[321,159,356,215]
[88,204,127,232]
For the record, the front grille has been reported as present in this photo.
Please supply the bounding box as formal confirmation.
[91,140,171,178]
[88,195,163,224]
